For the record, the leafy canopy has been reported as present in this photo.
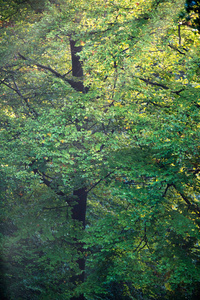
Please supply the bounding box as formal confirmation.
[0,0,200,299]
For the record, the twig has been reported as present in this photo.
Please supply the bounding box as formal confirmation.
[162,183,172,197]
[87,170,116,193]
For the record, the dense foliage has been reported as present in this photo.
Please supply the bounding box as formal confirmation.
[0,0,200,299]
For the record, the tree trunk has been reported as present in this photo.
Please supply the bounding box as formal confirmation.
[69,39,88,300]
[72,188,87,229]
[70,39,83,78]
[69,38,89,93]
[70,188,87,300]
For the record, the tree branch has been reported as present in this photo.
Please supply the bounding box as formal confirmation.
[30,163,66,198]
[0,77,38,117]
[137,76,185,95]
[43,205,69,210]
[147,99,170,108]
[172,184,200,216]
[87,170,116,193]
[18,53,88,92]
[12,76,38,117]
[138,76,169,90]
[168,44,185,55]
[162,183,172,197]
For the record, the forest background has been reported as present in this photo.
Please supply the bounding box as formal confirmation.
[0,0,200,299]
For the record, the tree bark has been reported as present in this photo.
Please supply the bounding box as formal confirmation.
[70,188,87,300]
[72,188,87,229]
[70,39,83,78]
[69,38,89,93]
[69,38,88,300]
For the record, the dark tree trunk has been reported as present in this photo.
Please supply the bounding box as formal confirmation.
[28,38,88,300]
[72,188,87,229]
[69,39,89,93]
[70,39,83,78]
[69,39,88,300]
[70,188,87,300]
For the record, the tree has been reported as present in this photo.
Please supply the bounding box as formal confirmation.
[1,0,200,299]
[184,0,200,32]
